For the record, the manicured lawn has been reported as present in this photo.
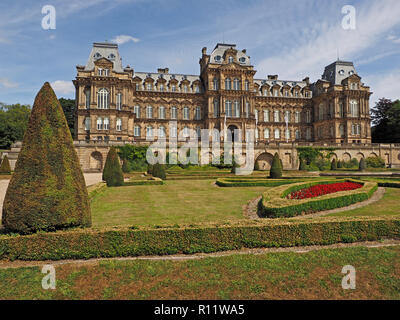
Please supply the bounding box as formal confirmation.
[91,179,266,227]
[1,245,399,299]
[328,187,400,217]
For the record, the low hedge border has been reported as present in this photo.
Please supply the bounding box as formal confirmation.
[124,177,164,186]
[0,217,398,261]
[215,177,318,187]
[258,179,378,218]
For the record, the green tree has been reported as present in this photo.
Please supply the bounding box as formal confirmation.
[269,152,282,179]
[371,98,400,143]
[2,82,91,234]
[359,158,366,171]
[0,103,31,149]
[299,157,307,170]
[58,98,76,138]
[102,146,124,187]
[0,155,11,174]
[331,158,337,170]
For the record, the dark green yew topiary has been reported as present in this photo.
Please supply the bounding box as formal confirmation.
[299,158,307,171]
[152,163,166,180]
[147,164,154,175]
[331,158,337,171]
[337,160,343,169]
[359,157,367,171]
[269,152,283,179]
[102,147,124,187]
[122,160,131,173]
[2,82,91,234]
[0,155,11,174]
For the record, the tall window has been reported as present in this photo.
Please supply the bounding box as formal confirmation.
[213,78,219,90]
[350,100,359,117]
[285,128,290,140]
[183,107,189,120]
[196,126,201,138]
[97,88,109,109]
[351,123,361,135]
[159,84,164,92]
[233,78,240,90]
[274,110,280,123]
[285,110,290,123]
[339,124,345,137]
[264,128,270,139]
[295,130,300,140]
[134,105,140,118]
[183,85,188,93]
[171,106,177,119]
[85,89,90,109]
[159,106,165,119]
[146,106,153,119]
[213,99,220,117]
[84,117,91,131]
[228,56,234,63]
[245,102,250,118]
[146,126,153,138]
[225,78,231,90]
[159,126,166,138]
[116,93,122,110]
[306,110,311,123]
[306,127,311,140]
[116,118,122,131]
[96,117,103,130]
[183,126,189,138]
[195,107,201,120]
[233,101,240,118]
[170,125,177,138]
[225,100,232,117]
[245,80,249,91]
[274,128,280,139]
[295,111,300,123]
[134,126,140,137]
[171,85,176,92]
[319,103,324,120]
[263,110,269,122]
[255,109,258,123]
[339,102,344,118]
[103,117,109,130]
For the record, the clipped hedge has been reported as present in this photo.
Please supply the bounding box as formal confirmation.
[0,217,398,261]
[124,177,164,186]
[215,177,315,187]
[258,179,378,218]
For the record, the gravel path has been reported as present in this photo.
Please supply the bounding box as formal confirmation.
[244,187,386,219]
[0,173,103,214]
[0,239,399,269]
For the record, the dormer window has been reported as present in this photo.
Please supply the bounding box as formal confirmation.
[339,69,345,75]
[94,52,102,59]
[239,57,246,63]
[214,55,221,62]
[228,56,234,63]
[108,54,115,60]
[349,70,355,75]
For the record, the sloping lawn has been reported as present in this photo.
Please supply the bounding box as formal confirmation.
[328,187,400,217]
[1,245,399,299]
[91,179,266,227]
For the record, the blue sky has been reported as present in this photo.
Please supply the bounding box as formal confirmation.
[0,0,400,106]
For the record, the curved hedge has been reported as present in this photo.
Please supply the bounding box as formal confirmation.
[216,177,317,187]
[258,179,378,218]
[0,217,398,261]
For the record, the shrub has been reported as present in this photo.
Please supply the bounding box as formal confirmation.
[269,153,282,179]
[2,82,91,234]
[359,158,366,171]
[331,159,337,171]
[0,155,11,174]
[315,158,330,171]
[103,147,124,187]
[122,160,131,173]
[366,156,385,168]
[337,160,343,169]
[152,163,166,180]
[147,164,154,175]
[299,158,307,171]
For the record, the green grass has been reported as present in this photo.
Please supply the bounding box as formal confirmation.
[91,179,266,228]
[1,245,399,299]
[328,187,400,217]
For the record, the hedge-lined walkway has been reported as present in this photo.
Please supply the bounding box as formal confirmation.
[244,187,386,219]
[0,239,399,269]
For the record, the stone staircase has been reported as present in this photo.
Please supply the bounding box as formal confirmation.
[0,141,21,171]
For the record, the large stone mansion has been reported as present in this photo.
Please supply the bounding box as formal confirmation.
[74,42,372,145]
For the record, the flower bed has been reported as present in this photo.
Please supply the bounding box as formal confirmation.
[288,182,363,200]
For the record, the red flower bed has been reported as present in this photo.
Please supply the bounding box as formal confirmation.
[288,182,363,200]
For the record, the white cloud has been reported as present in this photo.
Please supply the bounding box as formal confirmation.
[0,78,18,88]
[111,35,140,45]
[364,70,400,106]
[50,80,75,95]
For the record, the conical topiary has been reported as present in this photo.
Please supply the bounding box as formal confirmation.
[331,158,337,171]
[299,158,307,171]
[2,82,91,234]
[359,157,366,171]
[269,152,283,179]
[0,155,11,174]
[122,160,131,173]
[337,160,343,169]
[152,163,166,180]
[103,146,124,187]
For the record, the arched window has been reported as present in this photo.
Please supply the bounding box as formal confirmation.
[295,111,300,123]
[350,100,359,117]
[146,106,153,119]
[159,106,165,119]
[233,78,240,90]
[274,110,280,123]
[284,110,290,123]
[213,99,220,117]
[245,102,250,118]
[134,125,140,137]
[264,110,269,122]
[225,78,231,90]
[134,105,140,118]
[116,118,122,131]
[264,128,270,139]
[170,125,177,138]
[233,100,240,117]
[245,80,249,91]
[228,56,234,63]
[195,107,201,120]
[183,126,189,138]
[84,117,91,131]
[295,130,300,140]
[225,100,232,117]
[171,106,177,119]
[97,88,109,109]
[183,107,189,120]
[103,117,109,130]
[274,128,280,139]
[85,88,91,109]
[285,128,290,140]
[146,126,153,138]
[159,126,166,138]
